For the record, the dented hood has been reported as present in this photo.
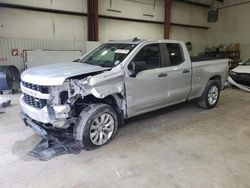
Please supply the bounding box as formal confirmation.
[21,62,109,86]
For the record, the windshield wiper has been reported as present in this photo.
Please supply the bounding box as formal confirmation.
[81,61,112,68]
[97,63,113,68]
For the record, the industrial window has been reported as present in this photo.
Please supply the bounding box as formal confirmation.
[166,43,185,66]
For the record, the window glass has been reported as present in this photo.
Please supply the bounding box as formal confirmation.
[166,43,184,66]
[129,44,161,71]
[241,58,250,66]
[80,43,136,67]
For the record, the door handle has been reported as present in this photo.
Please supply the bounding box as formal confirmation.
[158,73,168,77]
[183,69,190,73]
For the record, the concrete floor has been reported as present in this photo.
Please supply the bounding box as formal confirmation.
[0,88,250,188]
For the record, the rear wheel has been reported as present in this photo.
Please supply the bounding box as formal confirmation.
[197,80,220,109]
[74,103,119,150]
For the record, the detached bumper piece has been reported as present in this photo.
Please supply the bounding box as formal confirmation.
[28,136,81,161]
[20,112,81,161]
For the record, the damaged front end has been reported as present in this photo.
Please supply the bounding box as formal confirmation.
[20,111,81,160]
[20,65,126,160]
[228,76,250,92]
[228,70,250,92]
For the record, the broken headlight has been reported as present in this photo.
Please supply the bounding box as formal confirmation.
[60,91,68,104]
[229,71,236,76]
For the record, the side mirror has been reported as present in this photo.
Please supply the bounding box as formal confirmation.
[128,61,146,77]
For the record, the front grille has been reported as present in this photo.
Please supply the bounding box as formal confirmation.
[236,73,250,79]
[22,81,48,93]
[23,93,47,109]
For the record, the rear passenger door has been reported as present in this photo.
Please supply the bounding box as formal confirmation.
[163,43,192,103]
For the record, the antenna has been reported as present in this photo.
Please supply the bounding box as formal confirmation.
[132,37,139,42]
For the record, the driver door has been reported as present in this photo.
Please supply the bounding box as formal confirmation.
[124,43,169,117]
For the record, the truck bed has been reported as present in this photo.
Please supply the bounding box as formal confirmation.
[189,57,229,99]
[191,56,224,63]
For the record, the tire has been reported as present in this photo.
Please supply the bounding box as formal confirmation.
[197,80,220,109]
[74,103,119,150]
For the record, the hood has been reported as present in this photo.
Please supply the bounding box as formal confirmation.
[21,62,109,86]
[232,65,250,74]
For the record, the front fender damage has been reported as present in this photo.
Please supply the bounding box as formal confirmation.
[69,65,125,106]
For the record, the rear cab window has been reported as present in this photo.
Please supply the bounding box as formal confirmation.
[165,43,185,66]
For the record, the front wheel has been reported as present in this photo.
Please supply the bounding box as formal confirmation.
[197,80,220,109]
[74,103,119,150]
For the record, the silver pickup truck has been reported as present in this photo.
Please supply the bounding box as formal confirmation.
[20,39,229,150]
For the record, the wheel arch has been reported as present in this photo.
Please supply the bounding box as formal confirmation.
[209,75,221,88]
[74,93,125,125]
[194,74,222,100]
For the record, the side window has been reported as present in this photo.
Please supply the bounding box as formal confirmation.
[166,43,184,66]
[128,44,161,72]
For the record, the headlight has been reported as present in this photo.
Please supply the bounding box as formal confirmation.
[229,70,236,76]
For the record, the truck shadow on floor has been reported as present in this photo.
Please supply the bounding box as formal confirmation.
[115,100,207,140]
[12,134,41,161]
[123,100,202,127]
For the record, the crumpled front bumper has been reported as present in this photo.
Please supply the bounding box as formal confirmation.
[20,111,48,137]
[20,111,81,161]
[19,95,71,128]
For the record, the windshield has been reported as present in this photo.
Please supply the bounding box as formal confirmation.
[241,58,250,66]
[80,43,137,67]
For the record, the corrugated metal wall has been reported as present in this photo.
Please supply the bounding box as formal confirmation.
[240,44,250,60]
[0,38,87,72]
